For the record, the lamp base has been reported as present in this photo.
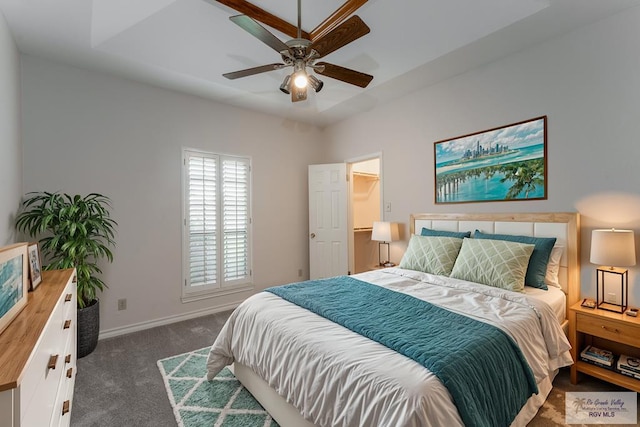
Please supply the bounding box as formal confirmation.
[595,267,628,315]
[597,301,627,314]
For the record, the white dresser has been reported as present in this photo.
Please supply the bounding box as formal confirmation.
[0,269,77,427]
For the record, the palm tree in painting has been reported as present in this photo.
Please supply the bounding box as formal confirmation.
[500,159,544,199]
[483,166,497,181]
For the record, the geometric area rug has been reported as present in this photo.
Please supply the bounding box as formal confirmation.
[157,347,279,427]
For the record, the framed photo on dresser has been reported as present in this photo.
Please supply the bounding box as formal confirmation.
[27,242,43,290]
[0,243,29,335]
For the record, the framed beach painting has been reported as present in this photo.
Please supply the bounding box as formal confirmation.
[434,116,547,204]
[0,243,29,335]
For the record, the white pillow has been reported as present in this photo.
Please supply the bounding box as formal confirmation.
[544,246,564,288]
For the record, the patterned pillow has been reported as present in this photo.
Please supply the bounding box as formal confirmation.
[473,231,556,290]
[399,235,463,276]
[421,227,471,239]
[449,238,535,292]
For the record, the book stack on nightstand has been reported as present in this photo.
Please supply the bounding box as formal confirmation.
[580,345,615,369]
[617,354,640,380]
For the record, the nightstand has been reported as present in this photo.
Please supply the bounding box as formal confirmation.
[569,301,640,392]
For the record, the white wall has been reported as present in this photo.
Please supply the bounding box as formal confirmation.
[0,10,21,245]
[325,7,640,306]
[18,5,640,332]
[21,56,327,334]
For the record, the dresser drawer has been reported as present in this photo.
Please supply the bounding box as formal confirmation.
[51,359,75,427]
[19,277,76,427]
[61,290,75,326]
[576,313,640,348]
[0,270,76,427]
[18,294,65,423]
[54,284,76,427]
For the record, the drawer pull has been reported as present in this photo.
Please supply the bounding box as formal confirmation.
[65,293,72,302]
[65,354,72,364]
[601,325,620,334]
[66,367,73,378]
[64,319,72,329]
[48,354,59,370]
[72,275,77,283]
[62,400,70,415]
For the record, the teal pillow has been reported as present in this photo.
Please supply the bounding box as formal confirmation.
[450,238,535,292]
[473,230,556,290]
[421,227,471,239]
[399,235,463,276]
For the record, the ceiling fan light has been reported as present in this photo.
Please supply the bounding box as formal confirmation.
[291,83,307,102]
[308,75,323,93]
[279,74,291,94]
[294,71,308,89]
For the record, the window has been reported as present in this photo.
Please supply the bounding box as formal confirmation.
[182,149,252,301]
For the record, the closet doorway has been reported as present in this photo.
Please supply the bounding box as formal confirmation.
[348,155,382,274]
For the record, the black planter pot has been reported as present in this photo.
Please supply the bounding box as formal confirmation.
[77,299,100,358]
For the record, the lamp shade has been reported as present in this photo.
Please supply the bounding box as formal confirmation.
[590,229,636,267]
[371,221,399,242]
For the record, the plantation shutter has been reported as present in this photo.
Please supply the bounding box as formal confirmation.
[222,157,250,283]
[183,149,251,297]
[187,153,218,288]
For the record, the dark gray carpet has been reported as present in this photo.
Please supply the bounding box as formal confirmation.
[71,311,232,427]
[71,311,637,427]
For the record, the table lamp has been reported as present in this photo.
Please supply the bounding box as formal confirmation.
[590,229,636,313]
[371,221,399,267]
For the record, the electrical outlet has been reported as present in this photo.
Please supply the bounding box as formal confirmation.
[117,298,127,311]
[607,292,617,304]
[385,202,392,212]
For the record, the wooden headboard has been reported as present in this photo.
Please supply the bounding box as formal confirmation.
[410,212,581,315]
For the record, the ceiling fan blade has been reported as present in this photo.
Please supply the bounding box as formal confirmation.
[216,0,310,40]
[230,15,291,54]
[310,15,370,59]
[315,62,373,88]
[223,63,285,80]
[310,0,368,42]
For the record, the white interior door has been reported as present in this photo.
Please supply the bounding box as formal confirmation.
[308,163,348,279]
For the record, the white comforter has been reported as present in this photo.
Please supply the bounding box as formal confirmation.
[206,268,573,427]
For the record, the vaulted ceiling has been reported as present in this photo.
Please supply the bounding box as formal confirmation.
[1,0,639,126]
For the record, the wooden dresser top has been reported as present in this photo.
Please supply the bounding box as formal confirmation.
[0,269,75,392]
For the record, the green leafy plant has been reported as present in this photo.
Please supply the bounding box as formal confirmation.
[15,192,117,308]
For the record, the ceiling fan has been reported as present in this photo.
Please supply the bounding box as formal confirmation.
[221,0,373,102]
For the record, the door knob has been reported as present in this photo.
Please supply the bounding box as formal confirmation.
[310,233,316,238]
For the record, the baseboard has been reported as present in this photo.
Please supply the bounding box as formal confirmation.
[98,301,240,340]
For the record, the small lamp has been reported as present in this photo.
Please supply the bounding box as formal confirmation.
[590,229,636,313]
[371,221,399,267]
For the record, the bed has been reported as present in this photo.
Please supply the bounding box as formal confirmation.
[206,212,581,427]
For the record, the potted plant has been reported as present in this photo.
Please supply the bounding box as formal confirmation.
[15,192,117,358]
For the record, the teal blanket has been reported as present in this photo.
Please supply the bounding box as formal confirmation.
[266,276,538,427]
